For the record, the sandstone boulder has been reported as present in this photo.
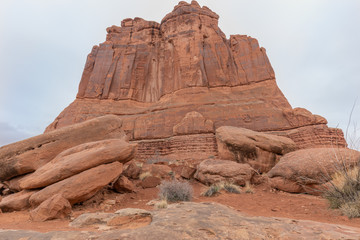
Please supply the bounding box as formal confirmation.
[267,148,360,193]
[20,139,136,189]
[141,164,172,179]
[0,115,124,181]
[140,176,161,189]
[216,126,297,172]
[180,165,196,179]
[194,159,254,186]
[123,162,141,179]
[29,162,123,206]
[113,176,136,193]
[0,190,37,212]
[30,194,72,222]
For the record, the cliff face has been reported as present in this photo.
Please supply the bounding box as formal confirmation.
[46,1,346,160]
[77,1,274,102]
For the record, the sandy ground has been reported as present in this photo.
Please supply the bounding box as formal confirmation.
[0,181,359,233]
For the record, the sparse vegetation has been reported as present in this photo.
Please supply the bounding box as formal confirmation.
[158,179,193,202]
[244,181,254,194]
[323,166,360,218]
[154,199,168,209]
[202,182,242,197]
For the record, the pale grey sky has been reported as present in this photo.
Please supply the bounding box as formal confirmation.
[0,0,359,147]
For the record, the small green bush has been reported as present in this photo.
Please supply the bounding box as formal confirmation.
[158,180,193,202]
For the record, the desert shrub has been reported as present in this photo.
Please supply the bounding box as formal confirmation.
[323,166,360,217]
[223,182,241,194]
[244,180,254,194]
[158,180,193,202]
[202,182,241,197]
[154,199,168,209]
[202,183,222,197]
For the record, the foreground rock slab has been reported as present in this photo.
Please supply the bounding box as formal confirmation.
[216,126,296,172]
[20,139,136,189]
[268,148,360,193]
[0,115,124,181]
[1,202,360,239]
[29,162,123,206]
[194,159,254,186]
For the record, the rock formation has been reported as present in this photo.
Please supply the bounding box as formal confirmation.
[44,1,346,161]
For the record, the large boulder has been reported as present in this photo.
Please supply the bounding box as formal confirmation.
[216,126,297,172]
[20,139,136,189]
[194,159,254,186]
[29,162,123,206]
[0,115,124,181]
[0,190,37,212]
[30,194,72,222]
[268,148,360,193]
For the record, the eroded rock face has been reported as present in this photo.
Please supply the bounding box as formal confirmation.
[0,115,124,181]
[0,190,37,212]
[30,194,72,222]
[216,126,297,172]
[20,139,136,189]
[44,0,346,157]
[194,159,254,186]
[29,162,123,206]
[267,148,360,193]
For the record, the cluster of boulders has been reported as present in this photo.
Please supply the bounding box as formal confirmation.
[1,114,360,223]
[0,115,137,220]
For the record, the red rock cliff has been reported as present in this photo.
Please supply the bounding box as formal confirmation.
[46,1,346,159]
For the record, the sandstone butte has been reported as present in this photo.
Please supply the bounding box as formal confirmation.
[45,0,346,161]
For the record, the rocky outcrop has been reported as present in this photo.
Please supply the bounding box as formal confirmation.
[0,115,124,181]
[1,202,360,239]
[44,0,346,161]
[0,190,37,212]
[19,139,136,189]
[194,159,254,185]
[30,194,72,222]
[268,148,360,193]
[216,126,297,172]
[29,162,123,206]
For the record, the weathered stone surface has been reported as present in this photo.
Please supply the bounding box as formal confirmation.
[0,190,36,212]
[140,176,161,189]
[0,115,124,181]
[44,1,346,160]
[30,194,72,222]
[180,165,196,179]
[216,126,296,172]
[123,161,141,179]
[70,208,152,231]
[113,176,136,193]
[268,148,360,193]
[173,111,214,135]
[20,139,136,189]
[3,175,26,192]
[29,162,123,206]
[2,202,360,239]
[141,164,172,179]
[194,159,254,186]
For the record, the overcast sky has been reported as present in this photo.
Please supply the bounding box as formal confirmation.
[0,0,359,147]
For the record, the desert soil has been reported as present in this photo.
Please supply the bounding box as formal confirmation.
[0,181,359,233]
